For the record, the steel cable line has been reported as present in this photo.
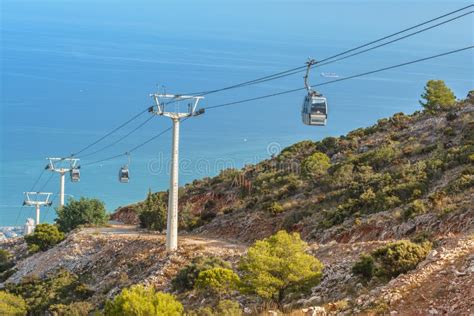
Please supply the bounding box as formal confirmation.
[22,172,54,223]
[81,126,173,167]
[42,190,60,223]
[170,4,473,99]
[204,45,473,111]
[38,173,54,192]
[244,10,474,82]
[70,107,151,157]
[59,5,474,162]
[203,10,474,89]
[18,5,472,225]
[80,115,156,159]
[79,45,473,167]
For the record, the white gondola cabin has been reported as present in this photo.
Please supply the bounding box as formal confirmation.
[70,167,80,182]
[119,166,129,183]
[302,93,328,126]
[302,58,328,126]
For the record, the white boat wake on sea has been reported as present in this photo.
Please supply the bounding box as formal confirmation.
[320,72,340,78]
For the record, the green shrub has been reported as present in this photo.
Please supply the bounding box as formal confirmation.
[446,173,474,193]
[0,291,27,316]
[6,269,92,314]
[266,202,284,215]
[0,267,16,283]
[444,127,456,137]
[301,152,331,179]
[138,190,167,232]
[238,231,323,302]
[278,141,317,161]
[359,144,400,170]
[24,223,65,252]
[188,306,215,316]
[420,80,456,112]
[324,299,350,313]
[188,300,242,316]
[352,254,375,280]
[194,268,240,296]
[403,200,427,220]
[411,231,434,245]
[104,285,183,316]
[0,249,14,273]
[316,137,339,155]
[56,197,108,232]
[375,241,430,280]
[329,163,354,189]
[389,112,410,129]
[282,210,311,230]
[172,256,231,292]
[215,300,242,316]
[49,301,93,316]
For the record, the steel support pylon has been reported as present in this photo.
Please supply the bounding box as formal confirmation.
[166,118,180,250]
[23,192,53,226]
[150,92,205,251]
[46,157,79,208]
[59,172,65,207]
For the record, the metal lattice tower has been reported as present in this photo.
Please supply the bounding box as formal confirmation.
[150,93,205,251]
[23,192,53,225]
[46,157,80,207]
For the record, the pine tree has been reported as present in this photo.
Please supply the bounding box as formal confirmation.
[420,80,456,112]
[138,189,167,232]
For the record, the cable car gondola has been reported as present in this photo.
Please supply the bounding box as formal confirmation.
[70,167,80,182]
[302,59,328,126]
[118,153,130,183]
[119,166,129,183]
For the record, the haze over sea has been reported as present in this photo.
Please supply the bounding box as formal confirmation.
[1,0,473,226]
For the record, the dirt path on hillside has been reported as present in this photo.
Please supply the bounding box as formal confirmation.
[81,224,247,252]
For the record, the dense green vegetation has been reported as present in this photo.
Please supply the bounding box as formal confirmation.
[5,269,93,314]
[0,291,27,316]
[170,231,323,310]
[239,231,323,302]
[172,256,231,292]
[301,151,331,180]
[3,82,471,314]
[138,190,167,232]
[188,300,242,316]
[352,240,431,281]
[24,223,65,252]
[56,197,108,232]
[194,268,240,296]
[104,285,183,316]
[0,249,15,282]
[0,249,13,272]
[126,83,472,239]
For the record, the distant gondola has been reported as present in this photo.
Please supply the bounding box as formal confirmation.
[70,167,80,182]
[119,166,129,183]
[119,153,131,183]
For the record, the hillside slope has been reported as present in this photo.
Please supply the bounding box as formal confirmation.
[2,95,473,315]
[114,96,474,245]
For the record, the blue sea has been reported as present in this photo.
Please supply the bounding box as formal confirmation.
[1,0,473,226]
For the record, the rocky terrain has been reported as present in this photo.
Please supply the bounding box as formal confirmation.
[1,226,245,308]
[2,226,473,314]
[2,94,473,314]
[114,98,474,247]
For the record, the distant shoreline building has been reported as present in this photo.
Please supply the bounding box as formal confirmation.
[23,218,35,235]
